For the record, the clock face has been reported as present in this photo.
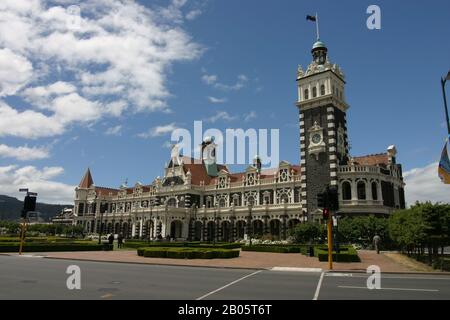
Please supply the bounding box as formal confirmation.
[312,133,321,144]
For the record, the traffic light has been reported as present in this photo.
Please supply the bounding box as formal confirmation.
[322,208,330,220]
[328,186,339,211]
[317,191,327,208]
[21,195,37,218]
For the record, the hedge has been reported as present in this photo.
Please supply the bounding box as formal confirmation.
[315,246,360,262]
[126,241,241,249]
[241,244,311,254]
[138,247,240,259]
[0,243,113,253]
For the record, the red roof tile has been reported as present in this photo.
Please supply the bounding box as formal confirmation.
[79,168,94,188]
[351,154,389,166]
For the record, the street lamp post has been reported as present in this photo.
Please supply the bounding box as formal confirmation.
[247,202,253,246]
[213,204,217,246]
[441,71,450,135]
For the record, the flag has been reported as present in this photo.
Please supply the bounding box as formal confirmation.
[306,15,316,22]
[438,137,450,184]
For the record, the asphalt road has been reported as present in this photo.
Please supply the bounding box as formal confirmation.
[0,255,449,300]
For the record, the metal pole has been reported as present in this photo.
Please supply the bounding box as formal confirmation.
[441,77,450,135]
[327,212,333,270]
[19,218,27,255]
[315,13,320,40]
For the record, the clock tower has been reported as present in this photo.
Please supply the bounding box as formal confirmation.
[296,40,350,219]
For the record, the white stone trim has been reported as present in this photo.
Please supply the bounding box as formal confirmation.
[330,163,337,169]
[329,155,337,160]
[330,180,338,186]
[328,130,335,136]
[330,171,337,177]
[329,147,336,152]
[300,136,305,141]
[328,138,336,144]
[327,107,334,112]
[327,114,334,121]
[327,122,335,128]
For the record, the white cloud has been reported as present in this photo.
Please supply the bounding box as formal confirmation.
[138,123,177,138]
[0,48,33,96]
[105,125,122,136]
[202,74,218,85]
[403,162,450,205]
[205,111,236,123]
[0,165,75,204]
[0,101,64,139]
[208,96,227,104]
[0,0,202,138]
[0,144,49,161]
[186,9,202,20]
[244,111,257,122]
[23,81,76,105]
[202,73,248,91]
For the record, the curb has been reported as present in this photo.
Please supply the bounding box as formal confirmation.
[41,255,266,271]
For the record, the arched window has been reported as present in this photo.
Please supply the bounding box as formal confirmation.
[320,84,325,96]
[167,198,177,207]
[357,181,366,200]
[312,87,317,98]
[280,194,289,204]
[372,182,378,200]
[342,182,352,200]
[219,198,226,208]
[247,196,255,206]
[304,89,309,100]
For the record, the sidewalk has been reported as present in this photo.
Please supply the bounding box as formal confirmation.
[10,249,443,273]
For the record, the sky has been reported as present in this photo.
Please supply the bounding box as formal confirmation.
[0,0,449,204]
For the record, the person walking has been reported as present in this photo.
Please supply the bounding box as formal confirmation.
[373,234,381,254]
[108,233,114,245]
[118,233,124,249]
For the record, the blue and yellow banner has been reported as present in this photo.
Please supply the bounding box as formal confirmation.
[438,136,450,184]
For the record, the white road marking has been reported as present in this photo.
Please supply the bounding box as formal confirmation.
[271,267,322,273]
[325,273,353,277]
[338,286,439,292]
[196,270,263,300]
[335,275,450,281]
[18,255,45,258]
[313,272,325,300]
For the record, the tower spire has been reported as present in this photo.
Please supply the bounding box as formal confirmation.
[79,168,94,188]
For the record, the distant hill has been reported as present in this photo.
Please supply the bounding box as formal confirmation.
[0,195,72,222]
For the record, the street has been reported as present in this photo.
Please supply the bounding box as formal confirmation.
[0,255,449,300]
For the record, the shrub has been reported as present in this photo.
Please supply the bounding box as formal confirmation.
[0,242,112,252]
[139,247,239,259]
[241,245,306,253]
[315,246,360,262]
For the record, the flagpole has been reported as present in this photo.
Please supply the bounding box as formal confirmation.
[316,13,320,40]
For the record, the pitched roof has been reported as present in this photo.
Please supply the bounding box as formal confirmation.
[352,153,389,166]
[79,168,94,188]
[95,187,119,196]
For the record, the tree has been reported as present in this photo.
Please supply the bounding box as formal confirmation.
[291,223,324,244]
